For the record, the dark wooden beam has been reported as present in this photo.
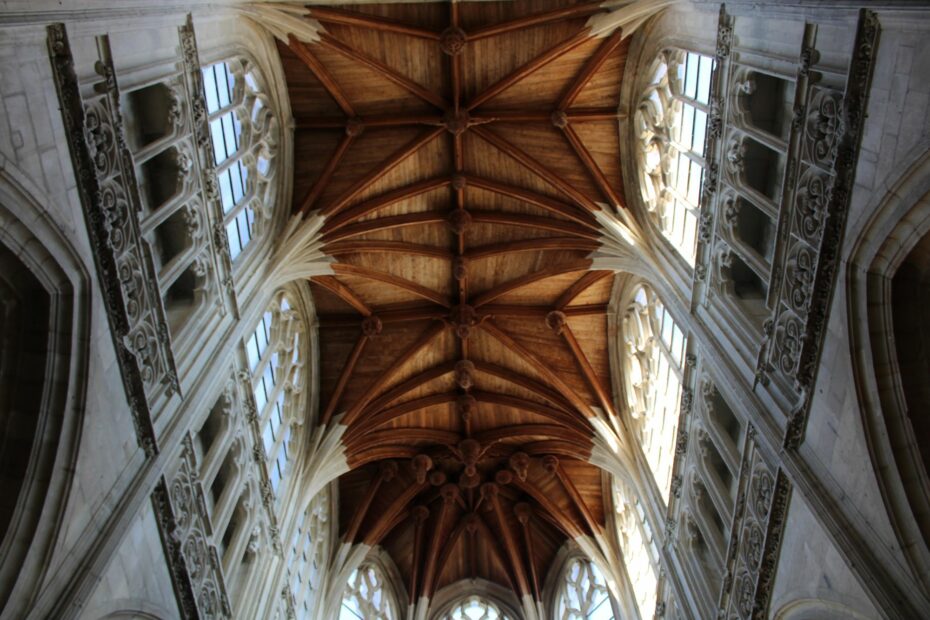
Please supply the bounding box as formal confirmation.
[323,211,448,242]
[486,485,532,597]
[466,1,605,40]
[309,7,440,40]
[311,276,372,316]
[471,260,593,308]
[343,321,447,426]
[554,270,613,310]
[300,132,354,215]
[324,239,453,260]
[561,123,623,209]
[288,36,354,117]
[319,33,448,108]
[321,331,369,426]
[363,479,430,546]
[557,29,626,110]
[321,129,445,217]
[421,486,458,597]
[465,176,597,227]
[324,176,451,233]
[466,237,599,260]
[409,506,430,604]
[467,29,591,110]
[559,322,616,418]
[332,264,452,308]
[470,108,621,124]
[472,127,601,213]
[344,461,397,542]
[551,459,601,538]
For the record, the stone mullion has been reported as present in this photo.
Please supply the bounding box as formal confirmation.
[213,440,248,541]
[200,400,240,492]
[694,432,734,526]
[221,489,256,581]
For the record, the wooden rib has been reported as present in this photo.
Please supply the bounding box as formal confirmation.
[471,260,592,308]
[475,516,516,590]
[517,509,541,602]
[344,465,391,543]
[321,332,369,426]
[343,321,447,426]
[319,306,446,328]
[466,237,599,260]
[470,211,598,239]
[297,113,444,129]
[471,391,585,431]
[363,480,430,546]
[480,320,596,418]
[564,304,608,317]
[309,7,440,40]
[467,29,591,111]
[325,239,453,260]
[319,33,447,108]
[409,508,428,604]
[465,176,597,227]
[560,323,616,417]
[562,123,623,209]
[300,132,354,214]
[431,518,468,597]
[332,264,452,307]
[349,446,419,469]
[522,440,592,462]
[511,478,583,538]
[323,176,450,229]
[467,1,605,40]
[288,36,354,117]
[472,362,574,411]
[421,492,456,597]
[488,492,531,597]
[552,463,601,538]
[478,304,549,318]
[472,128,601,213]
[348,393,458,440]
[311,276,372,316]
[358,361,456,420]
[321,129,444,217]
[469,108,621,124]
[323,211,448,242]
[473,424,591,447]
[558,29,626,110]
[554,270,613,310]
[348,428,460,454]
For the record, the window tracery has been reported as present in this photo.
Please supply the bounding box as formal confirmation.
[286,487,330,619]
[622,284,687,501]
[555,557,617,620]
[246,292,303,496]
[613,478,659,620]
[637,50,715,266]
[339,562,399,620]
[439,595,514,620]
[202,58,279,261]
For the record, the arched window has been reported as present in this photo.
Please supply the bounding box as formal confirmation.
[339,562,398,620]
[202,58,278,261]
[622,285,687,501]
[439,595,515,620]
[246,292,303,496]
[555,557,617,620]
[287,487,330,619]
[637,50,715,266]
[613,478,659,619]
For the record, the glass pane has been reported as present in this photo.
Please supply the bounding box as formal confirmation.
[697,54,714,104]
[202,66,220,114]
[684,53,699,99]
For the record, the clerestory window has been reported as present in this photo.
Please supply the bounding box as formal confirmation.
[246,293,302,496]
[637,50,715,266]
[613,478,659,620]
[339,562,398,620]
[555,557,618,620]
[287,487,330,619]
[622,284,687,502]
[202,58,278,261]
[439,595,515,620]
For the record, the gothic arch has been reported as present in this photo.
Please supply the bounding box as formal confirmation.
[770,596,874,620]
[428,579,523,620]
[848,145,930,592]
[0,163,91,617]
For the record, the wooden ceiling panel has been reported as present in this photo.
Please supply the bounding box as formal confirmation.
[281,0,632,602]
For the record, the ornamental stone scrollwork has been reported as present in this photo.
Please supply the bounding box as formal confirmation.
[716,436,791,620]
[158,437,233,619]
[783,242,815,315]
[803,88,844,168]
[48,24,178,457]
[793,169,830,246]
[771,312,803,377]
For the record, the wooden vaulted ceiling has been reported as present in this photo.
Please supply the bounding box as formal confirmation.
[277,0,629,605]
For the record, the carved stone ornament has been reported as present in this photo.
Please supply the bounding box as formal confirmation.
[804,88,844,168]
[47,23,181,457]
